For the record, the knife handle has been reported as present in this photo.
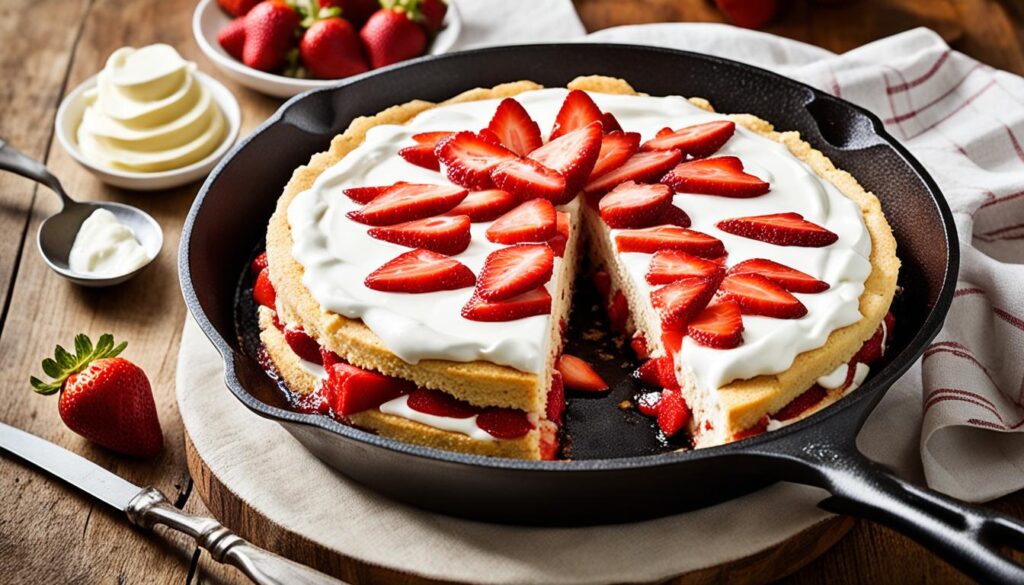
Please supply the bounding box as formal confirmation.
[126,487,347,585]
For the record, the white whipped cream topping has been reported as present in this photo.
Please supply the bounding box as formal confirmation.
[69,208,150,276]
[297,358,328,386]
[288,88,872,382]
[817,362,851,390]
[379,394,496,441]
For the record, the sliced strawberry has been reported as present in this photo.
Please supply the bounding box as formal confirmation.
[615,226,725,258]
[485,199,556,245]
[436,131,517,189]
[365,248,475,293]
[600,111,623,133]
[716,212,838,247]
[461,287,551,322]
[854,323,885,365]
[399,144,441,171]
[607,290,629,333]
[368,214,471,255]
[444,189,518,222]
[284,327,323,364]
[548,211,571,257]
[253,268,276,308]
[550,89,602,140]
[250,251,268,274]
[588,131,641,182]
[729,258,829,293]
[557,354,608,392]
[547,370,565,424]
[487,98,542,156]
[661,156,769,198]
[400,132,452,172]
[326,363,414,416]
[636,356,678,389]
[774,385,827,421]
[344,185,391,204]
[662,330,684,358]
[477,407,534,439]
[347,183,468,226]
[636,391,661,416]
[658,205,692,228]
[583,149,683,197]
[406,388,478,418]
[719,273,807,319]
[646,249,724,285]
[642,120,736,158]
[412,131,454,146]
[528,121,602,202]
[650,276,719,331]
[630,333,650,360]
[320,346,345,367]
[656,388,690,437]
[491,158,566,202]
[598,181,673,229]
[687,300,744,349]
[476,244,554,301]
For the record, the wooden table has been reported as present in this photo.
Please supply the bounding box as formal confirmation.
[1,0,1021,582]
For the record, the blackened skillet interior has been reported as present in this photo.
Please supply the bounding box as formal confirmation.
[180,44,1024,582]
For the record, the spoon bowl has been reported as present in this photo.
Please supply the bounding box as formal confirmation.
[38,201,163,287]
[1,138,163,287]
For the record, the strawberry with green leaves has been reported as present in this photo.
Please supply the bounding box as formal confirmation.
[30,334,163,458]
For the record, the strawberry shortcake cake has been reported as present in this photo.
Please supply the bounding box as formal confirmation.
[251,75,899,459]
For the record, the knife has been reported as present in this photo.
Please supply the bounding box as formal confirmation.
[0,422,346,585]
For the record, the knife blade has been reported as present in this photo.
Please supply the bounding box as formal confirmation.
[0,421,346,585]
[0,421,142,509]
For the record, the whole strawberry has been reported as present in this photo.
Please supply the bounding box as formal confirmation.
[219,0,262,17]
[31,334,163,458]
[300,17,369,78]
[360,5,426,69]
[218,17,247,61]
[243,0,301,72]
[418,0,447,33]
[318,0,380,28]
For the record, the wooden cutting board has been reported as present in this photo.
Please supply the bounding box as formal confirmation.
[185,431,853,584]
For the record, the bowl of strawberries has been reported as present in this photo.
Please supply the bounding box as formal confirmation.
[193,0,459,98]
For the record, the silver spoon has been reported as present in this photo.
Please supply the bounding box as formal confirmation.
[0,138,163,287]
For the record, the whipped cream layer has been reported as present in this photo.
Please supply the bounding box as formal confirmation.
[288,88,872,382]
[77,44,226,172]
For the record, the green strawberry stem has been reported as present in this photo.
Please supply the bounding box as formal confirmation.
[382,0,424,22]
[30,333,127,395]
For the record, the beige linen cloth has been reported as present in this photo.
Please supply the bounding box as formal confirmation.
[177,20,1024,585]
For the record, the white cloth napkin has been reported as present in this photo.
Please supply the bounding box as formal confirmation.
[446,0,586,51]
[587,24,1024,504]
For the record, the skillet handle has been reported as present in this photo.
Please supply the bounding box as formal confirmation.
[761,438,1024,583]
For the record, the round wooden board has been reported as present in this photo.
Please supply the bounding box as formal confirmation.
[185,431,855,585]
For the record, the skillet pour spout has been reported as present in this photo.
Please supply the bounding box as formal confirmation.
[181,43,1024,583]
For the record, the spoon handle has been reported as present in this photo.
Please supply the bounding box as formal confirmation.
[0,138,74,206]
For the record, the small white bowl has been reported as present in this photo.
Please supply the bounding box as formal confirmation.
[193,0,463,99]
[55,71,241,191]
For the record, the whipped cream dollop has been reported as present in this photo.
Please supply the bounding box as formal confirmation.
[76,44,226,173]
[69,208,150,276]
[288,88,873,385]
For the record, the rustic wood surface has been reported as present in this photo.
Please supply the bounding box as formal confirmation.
[0,0,1022,583]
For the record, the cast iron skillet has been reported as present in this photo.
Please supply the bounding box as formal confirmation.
[180,44,1024,582]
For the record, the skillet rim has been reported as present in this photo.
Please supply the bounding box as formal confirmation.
[179,42,959,473]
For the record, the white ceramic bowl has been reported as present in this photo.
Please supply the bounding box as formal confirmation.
[193,0,463,99]
[55,71,241,191]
